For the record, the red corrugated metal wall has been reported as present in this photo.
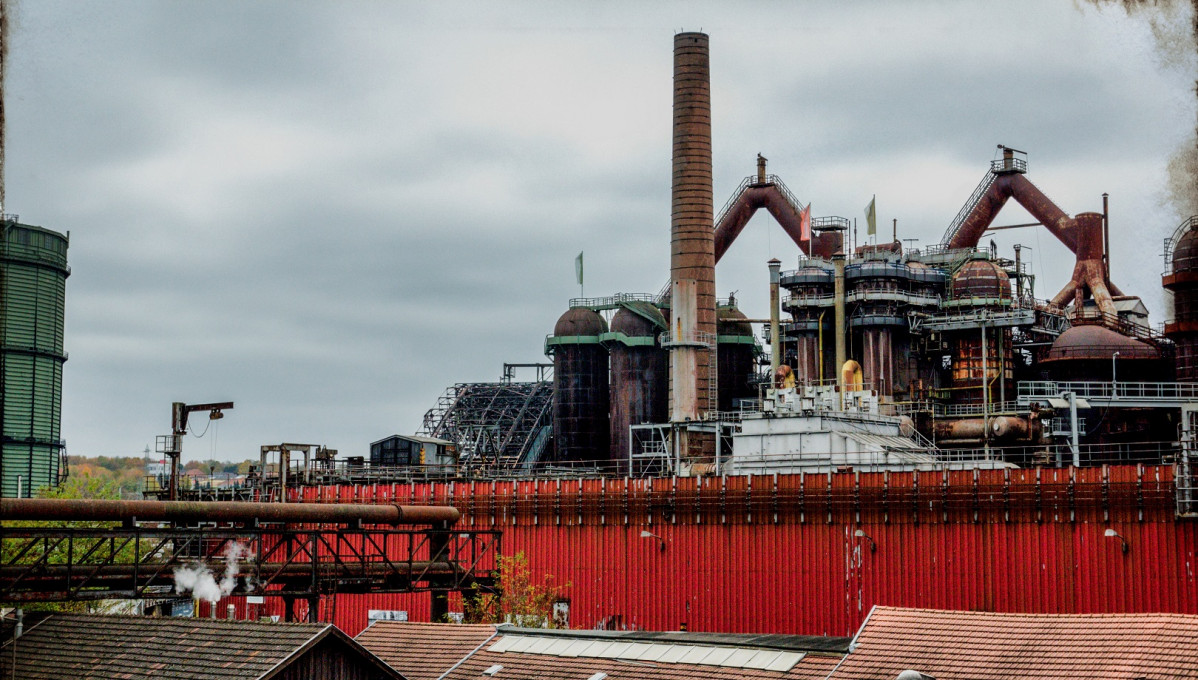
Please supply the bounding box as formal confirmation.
[219,465,1197,637]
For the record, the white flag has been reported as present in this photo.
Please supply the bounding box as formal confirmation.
[575,252,584,286]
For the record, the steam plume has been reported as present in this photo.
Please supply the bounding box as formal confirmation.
[173,542,253,603]
[1084,0,1198,217]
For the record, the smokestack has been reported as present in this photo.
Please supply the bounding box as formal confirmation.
[669,32,716,455]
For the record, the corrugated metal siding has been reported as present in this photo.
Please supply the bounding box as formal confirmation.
[1,223,68,497]
[210,466,1198,637]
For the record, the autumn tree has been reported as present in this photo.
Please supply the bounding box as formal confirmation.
[464,551,570,627]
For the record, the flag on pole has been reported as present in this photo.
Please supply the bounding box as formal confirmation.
[865,195,876,236]
[575,252,584,285]
[799,202,812,245]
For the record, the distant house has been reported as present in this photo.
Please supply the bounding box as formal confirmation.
[356,621,850,680]
[369,435,456,468]
[0,614,407,680]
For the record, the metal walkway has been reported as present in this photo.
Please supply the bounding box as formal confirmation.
[1017,380,1198,409]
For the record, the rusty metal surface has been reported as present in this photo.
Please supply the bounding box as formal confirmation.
[670,32,716,456]
[713,184,842,260]
[951,260,1012,301]
[552,307,610,463]
[860,328,894,398]
[950,173,1072,252]
[0,521,497,608]
[0,498,461,525]
[609,308,668,465]
[293,466,1193,637]
[1042,325,1161,363]
[947,172,1123,319]
[717,306,756,412]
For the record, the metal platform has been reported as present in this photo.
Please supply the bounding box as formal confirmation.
[1018,380,1198,409]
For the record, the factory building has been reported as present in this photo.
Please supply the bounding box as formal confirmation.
[0,217,69,497]
[403,32,1198,477]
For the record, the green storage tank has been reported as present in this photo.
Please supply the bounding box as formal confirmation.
[0,218,69,497]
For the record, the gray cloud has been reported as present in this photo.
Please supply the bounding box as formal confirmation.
[1,0,1192,462]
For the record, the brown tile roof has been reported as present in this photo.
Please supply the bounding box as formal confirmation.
[357,622,846,680]
[0,613,406,679]
[357,622,499,680]
[831,606,1198,680]
[444,645,841,680]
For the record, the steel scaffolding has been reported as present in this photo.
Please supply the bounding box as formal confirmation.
[419,366,554,470]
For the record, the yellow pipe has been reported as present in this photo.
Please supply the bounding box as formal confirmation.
[988,331,1005,401]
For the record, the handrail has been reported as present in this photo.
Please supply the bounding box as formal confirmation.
[1018,380,1198,402]
[569,293,659,309]
[941,169,996,244]
[1162,215,1198,275]
[714,175,755,228]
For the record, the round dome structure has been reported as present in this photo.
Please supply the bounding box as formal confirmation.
[951,260,1011,301]
[611,304,664,338]
[1174,229,1198,274]
[717,306,753,336]
[1043,325,1160,363]
[554,307,608,337]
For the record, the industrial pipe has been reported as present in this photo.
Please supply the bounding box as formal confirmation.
[0,499,461,525]
[769,258,781,377]
[947,170,1123,319]
[832,253,847,405]
[933,416,1037,443]
[713,183,842,260]
[0,561,463,583]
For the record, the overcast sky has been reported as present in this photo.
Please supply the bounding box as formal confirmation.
[4,1,1195,463]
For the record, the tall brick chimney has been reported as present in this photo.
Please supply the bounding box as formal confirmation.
[669,32,716,458]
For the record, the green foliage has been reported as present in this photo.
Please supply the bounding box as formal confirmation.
[1,472,156,612]
[464,551,570,627]
[39,474,123,500]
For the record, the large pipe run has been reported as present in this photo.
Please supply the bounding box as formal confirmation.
[0,499,461,525]
[713,184,842,260]
[947,172,1122,317]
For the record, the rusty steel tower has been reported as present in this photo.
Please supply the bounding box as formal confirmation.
[667,32,716,459]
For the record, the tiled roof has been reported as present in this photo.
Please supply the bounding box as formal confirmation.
[357,622,845,680]
[0,613,406,680]
[831,606,1198,679]
[357,621,499,680]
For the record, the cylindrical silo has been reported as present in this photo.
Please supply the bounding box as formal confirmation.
[717,304,756,412]
[1,219,69,497]
[1164,219,1198,380]
[780,264,833,386]
[548,307,609,464]
[608,303,668,467]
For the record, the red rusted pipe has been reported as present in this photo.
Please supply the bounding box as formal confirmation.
[949,174,1075,252]
[712,184,842,260]
[0,499,460,525]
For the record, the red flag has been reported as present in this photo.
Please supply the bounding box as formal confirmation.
[799,202,812,244]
